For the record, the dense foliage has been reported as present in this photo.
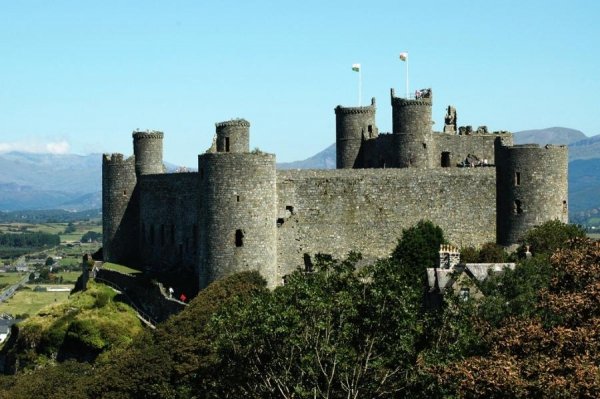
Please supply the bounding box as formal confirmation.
[0,220,598,398]
[518,219,586,257]
[2,281,143,375]
[392,219,446,284]
[0,231,60,248]
[80,231,102,242]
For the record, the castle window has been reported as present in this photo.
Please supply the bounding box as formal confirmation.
[285,205,295,216]
[422,143,427,149]
[236,195,240,202]
[563,200,567,212]
[277,218,284,227]
[123,190,127,196]
[515,172,521,186]
[235,229,244,247]
[441,152,451,167]
[513,200,523,214]
[225,137,230,152]
[367,125,373,138]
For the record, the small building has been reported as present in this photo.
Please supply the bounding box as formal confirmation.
[427,245,515,300]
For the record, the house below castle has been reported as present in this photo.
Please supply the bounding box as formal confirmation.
[102,88,568,289]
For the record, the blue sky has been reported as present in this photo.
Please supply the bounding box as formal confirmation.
[1,0,598,165]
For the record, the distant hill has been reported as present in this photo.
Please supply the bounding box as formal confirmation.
[567,134,600,161]
[1,126,600,217]
[0,152,101,211]
[512,127,600,162]
[513,127,586,146]
[277,144,336,170]
[0,152,100,192]
[568,158,600,213]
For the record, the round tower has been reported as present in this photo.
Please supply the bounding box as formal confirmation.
[495,140,568,246]
[133,130,165,176]
[215,119,250,153]
[335,97,378,169]
[198,151,278,289]
[390,88,433,168]
[102,153,139,263]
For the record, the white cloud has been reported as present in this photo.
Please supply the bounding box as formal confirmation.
[0,139,71,154]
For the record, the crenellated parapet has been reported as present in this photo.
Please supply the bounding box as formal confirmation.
[215,119,251,128]
[132,130,164,140]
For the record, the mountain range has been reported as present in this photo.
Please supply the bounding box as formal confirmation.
[1,128,599,221]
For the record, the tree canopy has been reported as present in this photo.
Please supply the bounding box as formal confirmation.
[1,220,598,398]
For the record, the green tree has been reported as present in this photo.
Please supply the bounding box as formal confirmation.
[477,242,507,263]
[477,255,553,326]
[519,220,586,257]
[392,220,446,284]
[63,223,76,234]
[210,253,424,398]
[45,256,54,266]
[80,231,102,243]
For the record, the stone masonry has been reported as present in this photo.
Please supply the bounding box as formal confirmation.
[102,87,568,289]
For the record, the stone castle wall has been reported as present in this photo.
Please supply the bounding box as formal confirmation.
[138,173,200,272]
[276,168,496,276]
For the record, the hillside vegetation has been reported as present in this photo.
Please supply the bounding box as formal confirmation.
[2,281,143,373]
[0,221,597,398]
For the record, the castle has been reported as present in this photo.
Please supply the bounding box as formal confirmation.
[102,88,568,289]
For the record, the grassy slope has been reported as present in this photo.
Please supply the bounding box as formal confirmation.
[6,281,143,370]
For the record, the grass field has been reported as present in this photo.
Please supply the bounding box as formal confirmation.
[0,273,27,286]
[57,271,81,284]
[0,289,71,317]
[0,222,102,244]
[102,262,141,275]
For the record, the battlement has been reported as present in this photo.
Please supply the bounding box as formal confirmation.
[103,153,127,163]
[215,119,250,128]
[334,98,376,115]
[132,130,164,139]
[390,88,432,106]
[508,143,567,150]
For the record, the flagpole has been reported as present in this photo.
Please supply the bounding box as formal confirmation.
[405,57,409,99]
[358,68,362,106]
